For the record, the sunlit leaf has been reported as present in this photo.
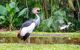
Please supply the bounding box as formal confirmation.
[68,0,75,11]
[6,4,11,12]
[18,8,28,17]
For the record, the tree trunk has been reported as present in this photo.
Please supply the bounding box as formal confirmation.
[42,0,48,19]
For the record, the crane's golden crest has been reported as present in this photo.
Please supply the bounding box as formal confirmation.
[32,7,40,14]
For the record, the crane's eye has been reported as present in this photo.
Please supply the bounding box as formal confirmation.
[37,10,40,12]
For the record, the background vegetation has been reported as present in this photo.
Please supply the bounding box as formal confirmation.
[0,0,80,32]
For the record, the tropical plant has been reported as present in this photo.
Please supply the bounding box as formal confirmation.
[0,1,28,31]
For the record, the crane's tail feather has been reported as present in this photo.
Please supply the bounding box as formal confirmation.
[17,29,21,38]
[17,30,22,38]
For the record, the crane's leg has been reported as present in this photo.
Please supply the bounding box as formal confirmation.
[27,36,30,44]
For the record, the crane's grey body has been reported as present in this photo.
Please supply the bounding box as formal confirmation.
[21,19,34,29]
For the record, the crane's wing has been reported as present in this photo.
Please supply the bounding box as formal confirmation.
[21,19,34,29]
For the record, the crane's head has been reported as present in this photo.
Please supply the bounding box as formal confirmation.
[32,7,40,14]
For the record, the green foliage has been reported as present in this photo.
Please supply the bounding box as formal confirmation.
[0,1,28,30]
[37,9,67,32]
[0,0,80,32]
[0,5,7,16]
[0,16,6,24]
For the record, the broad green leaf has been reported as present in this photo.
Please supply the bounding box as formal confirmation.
[6,2,19,13]
[15,7,19,12]
[6,4,11,12]
[0,5,7,16]
[18,8,28,17]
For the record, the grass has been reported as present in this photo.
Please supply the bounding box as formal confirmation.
[0,31,80,38]
[0,43,80,50]
[0,31,80,50]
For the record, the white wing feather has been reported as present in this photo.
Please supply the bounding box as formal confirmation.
[20,22,36,36]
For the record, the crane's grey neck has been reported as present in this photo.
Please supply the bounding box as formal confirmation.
[35,14,40,18]
[34,14,40,26]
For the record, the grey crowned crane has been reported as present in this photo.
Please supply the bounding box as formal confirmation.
[17,7,40,41]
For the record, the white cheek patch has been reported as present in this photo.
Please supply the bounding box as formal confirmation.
[20,23,36,36]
